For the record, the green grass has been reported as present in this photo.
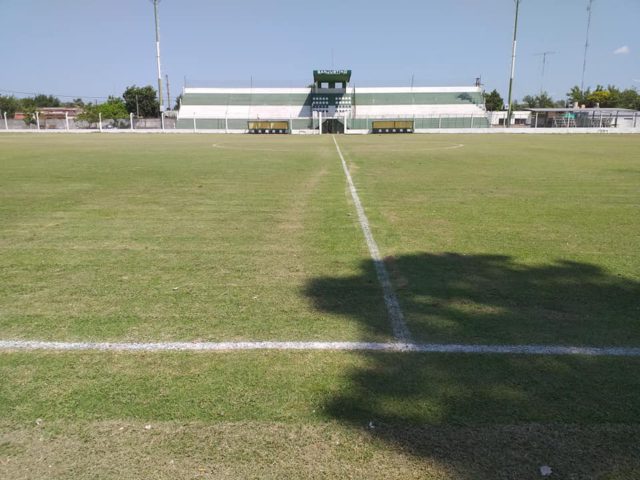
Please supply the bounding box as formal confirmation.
[1,133,640,478]
[1,351,640,479]
[0,134,390,342]
[2,134,638,345]
[336,134,640,345]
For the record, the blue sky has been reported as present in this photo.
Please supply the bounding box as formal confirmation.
[1,0,638,102]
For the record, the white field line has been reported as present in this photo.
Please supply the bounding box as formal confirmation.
[332,135,411,342]
[212,143,298,152]
[212,143,465,153]
[352,144,465,153]
[2,340,640,356]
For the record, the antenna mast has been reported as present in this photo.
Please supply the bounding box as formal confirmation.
[580,0,594,91]
[534,51,556,95]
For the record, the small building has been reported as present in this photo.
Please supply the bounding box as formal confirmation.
[14,107,82,121]
[528,108,640,128]
[489,111,531,127]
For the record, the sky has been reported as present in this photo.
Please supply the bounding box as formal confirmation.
[0,0,638,103]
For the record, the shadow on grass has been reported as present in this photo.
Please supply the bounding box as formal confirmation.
[305,253,640,479]
[310,252,640,346]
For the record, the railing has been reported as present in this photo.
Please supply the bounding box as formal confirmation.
[348,114,491,130]
[0,112,177,131]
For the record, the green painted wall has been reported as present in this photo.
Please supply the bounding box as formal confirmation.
[182,91,483,107]
[182,93,313,106]
[353,92,483,106]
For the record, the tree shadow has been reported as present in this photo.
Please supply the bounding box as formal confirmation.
[304,253,640,479]
[311,253,640,346]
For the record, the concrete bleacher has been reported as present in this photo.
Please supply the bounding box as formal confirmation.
[176,84,489,132]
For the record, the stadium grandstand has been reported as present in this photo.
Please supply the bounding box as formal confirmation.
[176,70,490,133]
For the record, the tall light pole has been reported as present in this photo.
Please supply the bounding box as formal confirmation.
[580,0,595,92]
[534,51,556,95]
[151,0,164,113]
[506,0,521,128]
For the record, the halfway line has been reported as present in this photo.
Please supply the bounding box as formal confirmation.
[2,340,640,356]
[332,135,411,342]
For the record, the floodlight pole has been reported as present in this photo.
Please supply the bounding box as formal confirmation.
[152,0,164,113]
[506,0,521,128]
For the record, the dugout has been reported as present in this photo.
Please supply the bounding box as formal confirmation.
[372,120,414,133]
[247,121,289,134]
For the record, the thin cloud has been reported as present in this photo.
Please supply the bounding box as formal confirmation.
[613,45,630,55]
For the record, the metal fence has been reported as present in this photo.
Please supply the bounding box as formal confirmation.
[6,111,637,132]
[174,117,320,132]
[347,114,491,130]
[172,115,493,132]
[1,112,177,131]
[530,111,640,129]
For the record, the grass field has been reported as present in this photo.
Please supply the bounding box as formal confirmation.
[1,133,640,478]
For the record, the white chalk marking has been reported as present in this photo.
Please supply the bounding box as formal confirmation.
[333,136,411,342]
[1,340,640,356]
[353,143,465,153]
[212,143,297,152]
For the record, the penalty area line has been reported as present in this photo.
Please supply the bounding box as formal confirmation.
[332,135,412,342]
[1,340,640,356]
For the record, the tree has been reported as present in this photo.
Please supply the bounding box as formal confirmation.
[521,92,555,109]
[0,95,20,117]
[76,97,128,127]
[606,85,621,108]
[32,94,61,108]
[619,88,640,110]
[567,86,589,107]
[122,85,159,117]
[173,94,182,111]
[21,105,37,127]
[20,97,36,111]
[567,84,638,108]
[483,89,504,111]
[521,95,536,108]
[587,86,612,108]
[100,96,129,124]
[75,104,100,126]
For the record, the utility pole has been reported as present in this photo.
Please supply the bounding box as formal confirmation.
[151,0,164,113]
[534,51,556,95]
[506,0,521,128]
[580,0,595,92]
[166,74,171,111]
